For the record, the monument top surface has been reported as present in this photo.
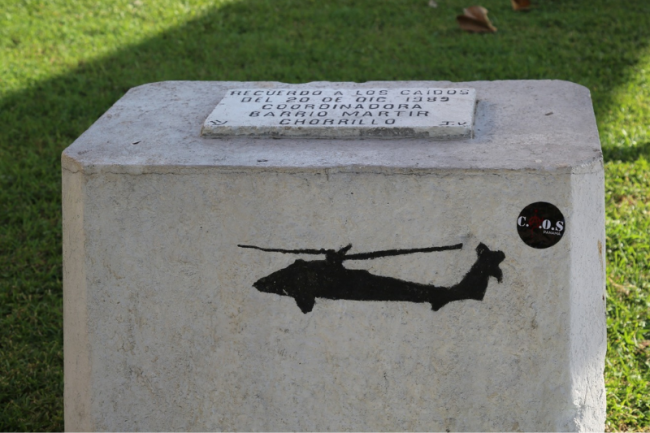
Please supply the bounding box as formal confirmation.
[201,87,476,139]
[62,80,602,174]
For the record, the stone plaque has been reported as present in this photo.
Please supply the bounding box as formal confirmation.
[202,87,476,139]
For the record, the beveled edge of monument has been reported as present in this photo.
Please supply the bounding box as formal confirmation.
[61,80,603,174]
[201,86,477,140]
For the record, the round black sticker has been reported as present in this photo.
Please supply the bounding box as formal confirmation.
[517,202,565,249]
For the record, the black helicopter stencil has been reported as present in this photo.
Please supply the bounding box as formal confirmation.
[238,242,505,314]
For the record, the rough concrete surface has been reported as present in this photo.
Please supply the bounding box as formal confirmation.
[62,80,606,431]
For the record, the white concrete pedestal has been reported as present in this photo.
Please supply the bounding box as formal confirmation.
[63,80,606,431]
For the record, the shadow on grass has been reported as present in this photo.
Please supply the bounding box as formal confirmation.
[603,142,650,163]
[1,0,650,429]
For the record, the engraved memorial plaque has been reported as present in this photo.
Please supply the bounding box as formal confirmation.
[202,87,476,139]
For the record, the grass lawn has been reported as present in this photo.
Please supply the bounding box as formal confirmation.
[1,0,649,430]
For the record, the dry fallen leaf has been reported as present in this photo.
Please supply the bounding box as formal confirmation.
[511,0,531,11]
[456,6,497,33]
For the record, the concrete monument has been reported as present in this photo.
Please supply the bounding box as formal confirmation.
[63,80,606,431]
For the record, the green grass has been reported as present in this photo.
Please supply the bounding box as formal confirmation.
[605,158,650,431]
[1,0,649,430]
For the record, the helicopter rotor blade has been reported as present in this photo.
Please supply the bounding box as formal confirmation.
[238,244,328,255]
[343,243,463,261]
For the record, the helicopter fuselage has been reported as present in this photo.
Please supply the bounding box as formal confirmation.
[251,243,505,313]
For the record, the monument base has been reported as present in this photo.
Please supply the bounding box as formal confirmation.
[63,80,605,431]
